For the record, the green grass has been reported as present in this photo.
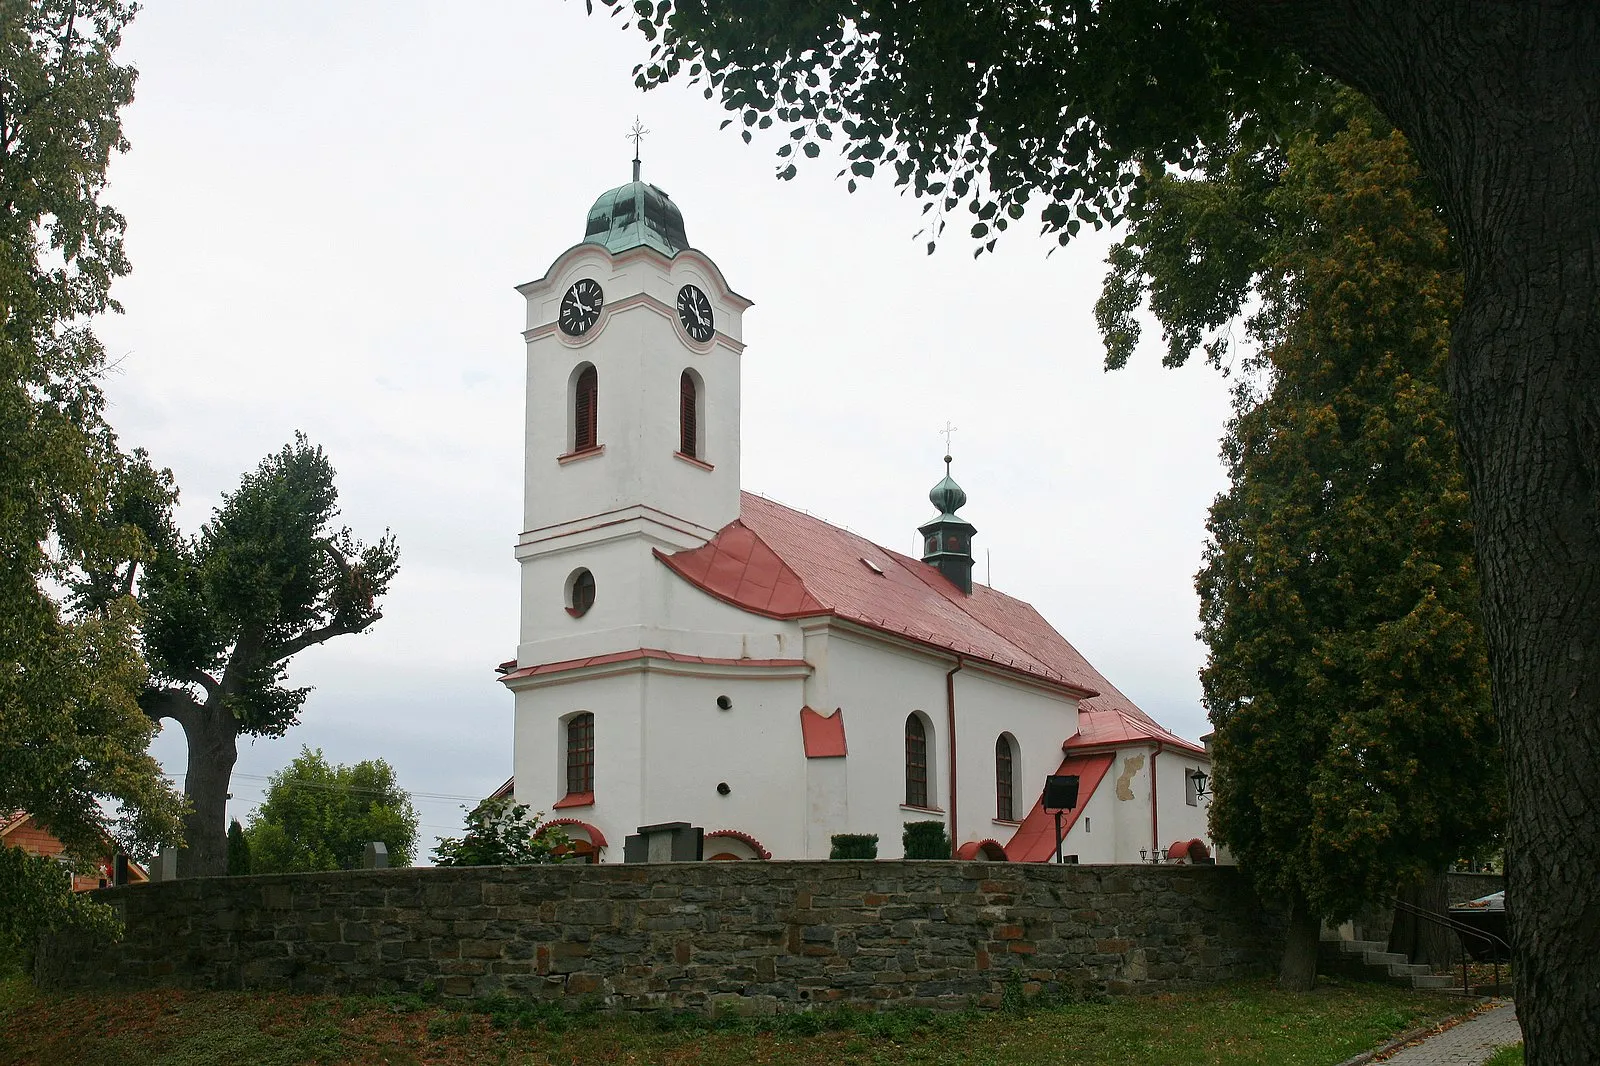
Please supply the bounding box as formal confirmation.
[0,977,1465,1066]
[1483,1045,1523,1066]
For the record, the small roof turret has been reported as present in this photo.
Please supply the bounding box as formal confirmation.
[918,455,978,594]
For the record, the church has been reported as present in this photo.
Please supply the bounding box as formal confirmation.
[495,163,1214,864]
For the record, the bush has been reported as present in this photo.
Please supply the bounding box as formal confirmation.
[829,833,878,859]
[433,797,569,866]
[902,820,951,859]
[226,819,251,875]
[0,848,121,973]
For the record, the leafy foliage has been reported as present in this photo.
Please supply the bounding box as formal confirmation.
[226,819,251,876]
[1157,105,1503,922]
[901,820,950,859]
[245,748,418,872]
[609,0,1315,256]
[828,833,878,860]
[131,435,399,876]
[141,435,400,740]
[0,847,121,972]
[432,797,568,867]
[0,0,183,943]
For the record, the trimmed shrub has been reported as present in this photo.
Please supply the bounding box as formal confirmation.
[902,820,951,859]
[829,833,878,860]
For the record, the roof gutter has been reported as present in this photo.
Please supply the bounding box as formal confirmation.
[946,656,964,858]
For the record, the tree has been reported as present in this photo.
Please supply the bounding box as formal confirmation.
[432,797,568,867]
[226,818,251,876]
[137,436,399,878]
[245,748,418,873]
[1127,103,1501,987]
[1,0,183,938]
[614,4,1598,1057]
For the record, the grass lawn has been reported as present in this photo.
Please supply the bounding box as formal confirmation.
[1482,1045,1523,1066]
[0,976,1462,1066]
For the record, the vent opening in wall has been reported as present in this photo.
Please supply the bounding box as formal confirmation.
[716,695,732,710]
[566,568,595,617]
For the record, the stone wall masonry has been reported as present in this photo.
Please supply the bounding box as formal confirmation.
[38,861,1284,1014]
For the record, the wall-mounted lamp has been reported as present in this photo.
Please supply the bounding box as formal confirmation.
[1192,769,1210,798]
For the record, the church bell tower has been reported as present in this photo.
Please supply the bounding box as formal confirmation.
[510,161,752,665]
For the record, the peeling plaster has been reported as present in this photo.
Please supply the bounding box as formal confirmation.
[1115,754,1145,801]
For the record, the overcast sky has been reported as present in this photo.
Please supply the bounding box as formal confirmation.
[99,2,1236,856]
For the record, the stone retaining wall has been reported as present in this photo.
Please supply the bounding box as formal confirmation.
[39,861,1283,1013]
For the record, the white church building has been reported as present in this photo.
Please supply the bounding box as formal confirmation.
[495,166,1214,865]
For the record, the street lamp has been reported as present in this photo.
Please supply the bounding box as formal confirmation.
[1042,774,1080,864]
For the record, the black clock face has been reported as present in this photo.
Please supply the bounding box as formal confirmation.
[676,284,715,343]
[558,278,604,337]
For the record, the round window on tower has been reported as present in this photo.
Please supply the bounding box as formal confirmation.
[565,568,596,618]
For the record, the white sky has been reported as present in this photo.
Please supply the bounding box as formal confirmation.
[99,2,1235,856]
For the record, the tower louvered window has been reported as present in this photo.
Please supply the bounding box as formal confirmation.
[566,712,594,795]
[905,714,928,808]
[996,734,1015,821]
[679,371,698,458]
[574,366,598,451]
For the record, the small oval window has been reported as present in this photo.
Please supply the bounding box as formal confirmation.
[566,568,595,618]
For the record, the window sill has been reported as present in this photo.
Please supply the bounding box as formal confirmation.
[558,445,605,465]
[553,791,594,810]
[899,803,945,815]
[673,450,713,471]
[992,818,1022,828]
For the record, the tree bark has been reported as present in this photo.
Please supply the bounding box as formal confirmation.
[1278,898,1321,992]
[1390,871,1457,971]
[172,704,238,879]
[1236,3,1600,1060]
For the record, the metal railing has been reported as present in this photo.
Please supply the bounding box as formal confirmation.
[1389,895,1511,996]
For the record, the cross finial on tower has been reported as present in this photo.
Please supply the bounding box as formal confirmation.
[627,116,650,181]
[939,421,958,463]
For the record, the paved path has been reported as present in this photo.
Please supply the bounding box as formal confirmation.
[1376,1001,1521,1065]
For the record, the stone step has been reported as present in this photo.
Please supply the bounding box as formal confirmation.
[1363,951,1408,967]
[1338,940,1385,955]
[1411,974,1460,990]
[1387,962,1431,978]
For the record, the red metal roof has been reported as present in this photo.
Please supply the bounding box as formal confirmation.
[1002,752,1116,862]
[799,706,848,757]
[1066,704,1209,756]
[658,493,1108,696]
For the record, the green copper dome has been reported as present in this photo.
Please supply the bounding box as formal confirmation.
[582,171,689,257]
[928,456,969,518]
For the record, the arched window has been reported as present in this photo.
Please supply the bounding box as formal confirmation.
[905,713,929,808]
[679,369,701,458]
[573,365,598,452]
[565,712,594,796]
[995,733,1017,821]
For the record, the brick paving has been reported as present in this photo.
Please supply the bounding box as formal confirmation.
[1378,1001,1521,1065]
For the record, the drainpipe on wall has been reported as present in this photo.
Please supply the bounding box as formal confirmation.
[945,656,964,858]
[1150,740,1168,861]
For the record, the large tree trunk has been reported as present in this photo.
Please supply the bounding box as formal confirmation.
[1390,870,1457,971]
[175,707,239,879]
[1278,898,1321,992]
[1240,4,1600,1060]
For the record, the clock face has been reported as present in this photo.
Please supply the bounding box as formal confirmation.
[676,284,715,343]
[558,278,604,337]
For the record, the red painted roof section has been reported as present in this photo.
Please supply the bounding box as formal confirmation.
[653,520,825,617]
[1003,752,1116,862]
[1066,703,1208,756]
[499,647,808,683]
[799,706,848,757]
[657,493,1106,696]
